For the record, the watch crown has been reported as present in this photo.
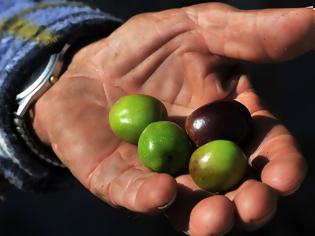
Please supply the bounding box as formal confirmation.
[49,75,58,84]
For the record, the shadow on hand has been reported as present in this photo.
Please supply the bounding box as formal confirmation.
[168,116,187,129]
[164,184,211,232]
[244,115,282,174]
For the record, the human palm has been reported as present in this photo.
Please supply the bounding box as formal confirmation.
[33,3,313,235]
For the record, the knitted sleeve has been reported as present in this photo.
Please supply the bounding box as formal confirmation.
[0,0,122,192]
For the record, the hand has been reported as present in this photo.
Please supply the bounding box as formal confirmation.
[33,3,313,235]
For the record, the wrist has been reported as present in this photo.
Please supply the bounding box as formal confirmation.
[0,1,122,191]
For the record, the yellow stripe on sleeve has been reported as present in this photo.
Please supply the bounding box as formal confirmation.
[1,18,58,45]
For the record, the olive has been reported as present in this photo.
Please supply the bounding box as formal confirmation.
[138,121,193,175]
[185,100,252,147]
[189,140,248,192]
[109,95,167,144]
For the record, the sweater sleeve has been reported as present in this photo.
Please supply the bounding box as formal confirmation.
[0,0,122,192]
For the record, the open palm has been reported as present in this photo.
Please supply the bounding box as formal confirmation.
[33,3,313,235]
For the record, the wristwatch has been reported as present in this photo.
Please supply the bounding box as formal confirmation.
[14,44,71,167]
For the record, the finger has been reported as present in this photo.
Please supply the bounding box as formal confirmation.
[252,130,307,196]
[227,180,278,231]
[165,175,235,235]
[88,142,177,213]
[235,75,307,195]
[164,175,211,232]
[97,3,314,80]
[189,195,235,236]
[186,3,314,62]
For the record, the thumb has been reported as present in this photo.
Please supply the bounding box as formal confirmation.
[188,3,314,62]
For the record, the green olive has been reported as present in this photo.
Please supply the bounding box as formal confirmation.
[109,95,167,144]
[138,121,193,175]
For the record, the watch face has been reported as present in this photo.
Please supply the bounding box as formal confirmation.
[16,53,60,117]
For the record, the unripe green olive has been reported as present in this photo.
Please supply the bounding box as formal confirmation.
[109,95,167,144]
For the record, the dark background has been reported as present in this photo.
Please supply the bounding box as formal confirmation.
[0,0,314,235]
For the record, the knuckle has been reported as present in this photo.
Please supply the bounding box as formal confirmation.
[127,12,153,24]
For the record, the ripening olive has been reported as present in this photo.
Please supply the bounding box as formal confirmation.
[189,140,248,192]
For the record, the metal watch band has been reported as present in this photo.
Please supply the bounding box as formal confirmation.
[14,114,64,167]
[14,45,70,168]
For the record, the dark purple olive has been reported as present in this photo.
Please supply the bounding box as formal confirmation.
[185,100,252,146]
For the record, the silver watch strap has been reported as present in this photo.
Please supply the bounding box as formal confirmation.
[14,45,70,168]
[14,113,65,167]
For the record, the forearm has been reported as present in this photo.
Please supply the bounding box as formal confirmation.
[0,0,121,192]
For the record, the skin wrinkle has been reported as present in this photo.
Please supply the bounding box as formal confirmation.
[136,30,203,87]
[67,53,105,81]
[197,6,231,58]
[202,73,215,102]
[62,76,108,109]
[133,174,153,210]
[173,51,200,106]
[123,169,148,197]
[138,31,209,104]
[161,100,194,116]
[182,8,226,61]
[168,70,184,106]
[182,7,199,28]
[214,72,225,97]
[143,62,184,107]
[98,14,194,78]
[153,8,196,36]
[150,13,167,44]
[82,40,121,81]
[126,172,155,209]
[112,31,199,93]
[203,72,239,103]
[164,49,189,106]
[108,165,137,207]
[184,52,209,106]
[222,10,235,59]
[102,80,114,107]
[45,80,118,170]
[100,151,134,206]
[120,36,181,88]
[187,82,193,107]
[156,68,245,114]
[86,142,121,191]
[257,10,283,61]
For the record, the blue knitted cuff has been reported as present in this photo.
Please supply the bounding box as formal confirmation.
[0,0,122,191]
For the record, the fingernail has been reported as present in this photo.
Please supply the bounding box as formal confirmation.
[157,193,177,210]
[182,230,190,235]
